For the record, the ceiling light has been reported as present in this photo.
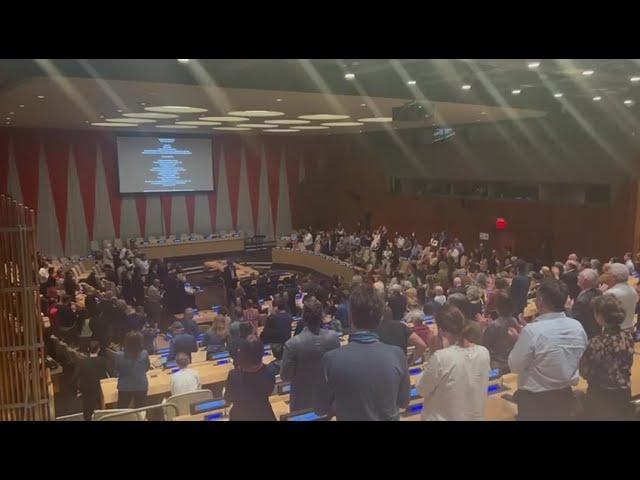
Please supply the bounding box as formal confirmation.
[145,106,208,114]
[321,122,364,127]
[344,73,355,80]
[213,127,251,132]
[9,112,14,115]
[407,80,417,85]
[175,121,222,126]
[264,119,310,125]
[227,110,285,117]
[624,99,635,106]
[358,117,393,123]
[37,95,45,99]
[19,104,24,108]
[582,70,594,76]
[461,85,471,91]
[511,89,521,95]
[117,109,123,113]
[199,116,249,122]
[554,93,563,98]
[276,98,283,102]
[360,103,366,107]
[100,115,105,118]
[139,102,147,106]
[6,117,11,120]
[295,126,330,130]
[298,114,350,121]
[592,96,602,101]
[631,77,640,83]
[527,62,540,69]
[481,111,487,115]
[123,112,179,119]
[105,118,156,123]
[91,122,137,127]
[155,125,198,129]
[177,59,190,63]
[241,124,279,129]
[264,129,300,133]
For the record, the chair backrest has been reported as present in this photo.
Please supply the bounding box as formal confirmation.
[165,389,213,420]
[192,350,207,363]
[92,409,145,421]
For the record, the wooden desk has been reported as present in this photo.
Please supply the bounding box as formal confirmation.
[203,260,260,280]
[136,237,245,260]
[175,309,217,325]
[272,248,355,282]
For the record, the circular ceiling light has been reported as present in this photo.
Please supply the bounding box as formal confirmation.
[582,70,594,76]
[175,120,222,126]
[19,104,24,108]
[123,112,179,119]
[592,96,602,101]
[91,122,136,127]
[199,116,249,122]
[241,124,279,129]
[294,126,330,130]
[358,117,393,123]
[145,106,208,114]
[511,89,521,95]
[213,127,251,131]
[631,77,640,83]
[227,110,285,117]
[554,93,563,98]
[407,80,417,85]
[264,119,310,125]
[264,129,300,133]
[527,62,540,69]
[624,99,635,106]
[155,125,198,129]
[321,122,364,127]
[344,73,355,80]
[461,85,471,90]
[37,95,45,99]
[177,59,190,63]
[105,118,156,123]
[298,114,350,121]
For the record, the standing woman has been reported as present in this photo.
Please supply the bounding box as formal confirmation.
[416,304,491,420]
[115,331,150,409]
[579,295,635,420]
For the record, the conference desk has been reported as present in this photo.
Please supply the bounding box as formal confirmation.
[203,260,260,280]
[272,248,355,282]
[136,237,245,260]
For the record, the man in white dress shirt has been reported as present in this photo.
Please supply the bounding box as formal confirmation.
[508,278,587,420]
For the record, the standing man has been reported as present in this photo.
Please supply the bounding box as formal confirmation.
[562,260,581,301]
[603,263,639,335]
[223,259,239,307]
[570,268,602,339]
[508,279,588,420]
[314,285,410,420]
[509,260,531,316]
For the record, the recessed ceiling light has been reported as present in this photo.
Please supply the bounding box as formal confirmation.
[264,129,300,133]
[91,122,137,127]
[175,121,222,126]
[264,119,310,125]
[360,103,366,107]
[461,85,471,90]
[321,122,364,127]
[592,96,602,101]
[407,80,417,85]
[241,124,279,129]
[145,106,208,114]
[117,109,123,113]
[554,93,563,98]
[213,127,251,132]
[582,70,594,76]
[105,118,156,124]
[295,126,330,130]
[36,95,45,99]
[345,73,355,80]
[481,111,487,115]
[276,98,283,102]
[358,117,393,123]
[6,117,11,120]
[624,99,635,106]
[199,116,249,122]
[139,102,147,106]
[9,112,14,115]
[227,110,285,117]
[123,112,179,119]
[155,125,198,129]
[512,89,521,95]
[631,77,640,83]
[19,104,24,108]
[177,59,190,63]
[527,62,540,69]
[298,114,350,121]
[100,115,105,118]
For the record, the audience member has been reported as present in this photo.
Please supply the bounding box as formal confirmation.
[115,331,150,409]
[170,352,201,396]
[72,341,108,420]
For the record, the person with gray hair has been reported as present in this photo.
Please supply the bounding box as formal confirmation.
[570,268,602,339]
[603,263,638,333]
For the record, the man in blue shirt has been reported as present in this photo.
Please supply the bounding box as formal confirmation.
[508,279,588,420]
[168,322,198,361]
[314,285,410,421]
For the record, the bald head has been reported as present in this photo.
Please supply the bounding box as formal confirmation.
[609,263,629,284]
[578,268,598,290]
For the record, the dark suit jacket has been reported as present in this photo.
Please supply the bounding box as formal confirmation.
[73,355,108,397]
[509,274,531,315]
[561,269,580,300]
[223,265,238,289]
[571,287,602,339]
